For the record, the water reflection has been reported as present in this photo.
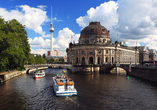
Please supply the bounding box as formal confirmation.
[0,68,157,110]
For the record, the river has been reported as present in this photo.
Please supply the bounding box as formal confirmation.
[0,68,157,110]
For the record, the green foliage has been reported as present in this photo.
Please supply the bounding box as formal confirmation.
[59,58,64,62]
[46,58,54,63]
[43,54,46,59]
[0,17,30,72]
[34,55,46,64]
[46,58,64,63]
[28,54,35,64]
[55,59,59,62]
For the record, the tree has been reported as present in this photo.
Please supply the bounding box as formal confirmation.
[0,17,30,71]
[34,55,46,64]
[28,54,35,64]
[43,54,46,59]
[59,58,64,62]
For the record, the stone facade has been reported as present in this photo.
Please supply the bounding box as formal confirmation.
[138,46,149,64]
[149,49,157,62]
[66,22,139,65]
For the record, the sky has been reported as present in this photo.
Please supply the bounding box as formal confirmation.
[1,0,157,56]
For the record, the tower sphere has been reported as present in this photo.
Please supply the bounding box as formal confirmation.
[49,23,54,32]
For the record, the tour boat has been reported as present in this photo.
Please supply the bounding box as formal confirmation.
[52,71,77,96]
[34,70,45,78]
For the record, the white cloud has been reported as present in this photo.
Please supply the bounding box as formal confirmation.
[31,48,49,55]
[0,5,49,35]
[76,1,118,41]
[76,0,157,51]
[53,17,63,22]
[42,34,51,38]
[37,5,47,10]
[55,27,79,50]
[29,27,80,55]
[29,37,54,49]
[116,0,157,39]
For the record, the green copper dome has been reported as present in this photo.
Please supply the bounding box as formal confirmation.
[122,40,128,46]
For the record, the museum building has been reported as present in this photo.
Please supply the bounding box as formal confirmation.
[66,22,139,65]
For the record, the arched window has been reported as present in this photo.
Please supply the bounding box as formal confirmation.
[106,50,108,54]
[76,57,78,64]
[89,57,93,64]
[106,57,108,63]
[82,57,85,65]
[112,57,114,63]
[97,57,101,64]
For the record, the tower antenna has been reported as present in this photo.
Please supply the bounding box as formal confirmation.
[49,5,54,52]
[51,6,52,23]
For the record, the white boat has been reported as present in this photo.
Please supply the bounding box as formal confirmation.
[34,70,45,78]
[52,73,77,97]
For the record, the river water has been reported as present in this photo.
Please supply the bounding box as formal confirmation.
[0,68,157,110]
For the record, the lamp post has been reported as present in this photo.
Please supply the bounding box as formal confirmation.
[115,42,118,73]
[115,43,118,64]
[135,46,137,65]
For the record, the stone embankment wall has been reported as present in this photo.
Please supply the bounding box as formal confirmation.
[129,67,157,83]
[0,69,27,83]
[72,65,100,74]
[0,67,48,83]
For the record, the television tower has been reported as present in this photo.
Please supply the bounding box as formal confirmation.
[49,6,54,52]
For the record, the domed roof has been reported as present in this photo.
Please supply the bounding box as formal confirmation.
[80,22,110,36]
[122,40,128,47]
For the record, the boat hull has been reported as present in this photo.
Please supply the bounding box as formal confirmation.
[55,91,77,97]
[52,77,77,97]
[34,71,45,79]
[34,75,45,78]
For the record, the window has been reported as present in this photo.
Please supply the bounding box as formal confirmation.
[103,39,106,42]
[98,50,101,53]
[106,50,108,54]
[112,50,114,54]
[99,39,101,42]
[76,51,78,54]
[91,39,94,42]
[102,29,105,32]
[91,28,94,32]
[82,50,85,54]
[81,40,84,43]
[86,39,89,43]
[90,50,93,54]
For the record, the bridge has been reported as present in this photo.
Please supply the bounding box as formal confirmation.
[100,64,130,74]
[1,63,157,83]
[25,63,72,74]
[73,64,130,74]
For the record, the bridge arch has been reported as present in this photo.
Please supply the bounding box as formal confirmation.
[100,64,129,74]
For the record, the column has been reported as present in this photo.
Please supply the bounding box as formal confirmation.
[109,49,111,64]
[102,49,104,64]
[79,49,80,64]
[86,49,88,65]
[94,49,97,64]
[114,48,117,64]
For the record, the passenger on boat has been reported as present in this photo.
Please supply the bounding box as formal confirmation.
[68,78,73,81]
[60,80,64,82]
